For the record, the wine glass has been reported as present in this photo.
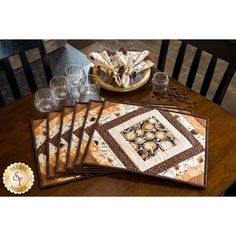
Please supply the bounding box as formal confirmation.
[65,64,86,102]
[79,74,101,103]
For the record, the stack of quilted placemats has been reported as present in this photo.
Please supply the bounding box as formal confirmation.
[31,100,208,188]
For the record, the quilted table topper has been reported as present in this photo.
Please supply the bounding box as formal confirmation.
[83,101,208,187]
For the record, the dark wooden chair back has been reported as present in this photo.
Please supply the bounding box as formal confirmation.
[157,40,236,105]
[0,40,52,106]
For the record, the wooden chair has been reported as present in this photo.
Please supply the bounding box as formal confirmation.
[0,40,52,106]
[157,40,236,105]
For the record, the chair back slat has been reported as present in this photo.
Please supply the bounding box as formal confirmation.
[0,40,40,60]
[213,55,236,104]
[1,58,21,100]
[200,55,218,96]
[19,52,37,92]
[0,91,5,107]
[172,41,187,80]
[157,40,170,71]
[157,40,236,105]
[38,41,52,83]
[186,48,202,88]
[0,40,52,107]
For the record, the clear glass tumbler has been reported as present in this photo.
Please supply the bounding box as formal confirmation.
[152,72,169,94]
[34,88,57,112]
[65,64,86,87]
[79,74,101,103]
[49,76,70,101]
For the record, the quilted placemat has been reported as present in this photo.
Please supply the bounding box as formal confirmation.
[83,101,208,187]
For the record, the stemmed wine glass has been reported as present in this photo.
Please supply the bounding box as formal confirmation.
[79,74,101,102]
[65,64,86,102]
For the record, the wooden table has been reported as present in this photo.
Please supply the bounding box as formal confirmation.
[1,67,236,196]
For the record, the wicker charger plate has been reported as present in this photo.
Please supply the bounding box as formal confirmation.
[92,66,151,92]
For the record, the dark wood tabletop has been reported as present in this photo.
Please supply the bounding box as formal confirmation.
[1,44,236,196]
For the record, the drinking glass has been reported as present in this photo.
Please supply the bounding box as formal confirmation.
[50,76,70,100]
[79,74,101,103]
[34,88,57,112]
[152,72,169,94]
[65,64,86,87]
[65,65,86,102]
